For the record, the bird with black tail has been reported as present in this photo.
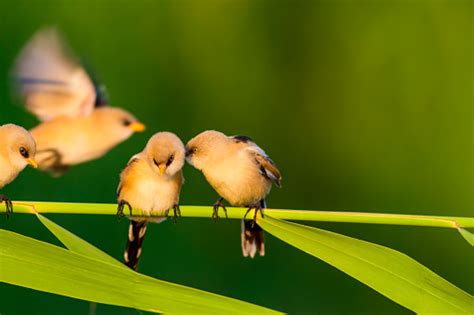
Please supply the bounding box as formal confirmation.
[117,132,185,270]
[185,130,281,258]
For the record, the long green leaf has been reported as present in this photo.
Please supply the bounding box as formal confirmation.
[258,215,474,314]
[457,228,474,246]
[0,228,281,314]
[35,213,126,269]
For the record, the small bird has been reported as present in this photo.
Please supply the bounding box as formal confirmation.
[0,124,37,216]
[185,130,281,258]
[12,27,145,176]
[117,132,185,270]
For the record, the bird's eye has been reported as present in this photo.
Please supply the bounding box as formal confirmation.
[192,148,198,153]
[122,119,132,127]
[19,147,29,158]
[166,154,174,166]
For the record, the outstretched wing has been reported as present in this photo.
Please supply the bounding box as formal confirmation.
[233,135,282,187]
[12,27,98,121]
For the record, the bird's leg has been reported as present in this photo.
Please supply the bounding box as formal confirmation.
[0,195,13,218]
[117,200,133,218]
[244,203,265,227]
[212,197,228,221]
[171,204,181,224]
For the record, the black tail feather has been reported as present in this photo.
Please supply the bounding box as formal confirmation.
[241,199,266,258]
[124,220,148,270]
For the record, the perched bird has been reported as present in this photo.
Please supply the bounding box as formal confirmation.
[185,130,281,258]
[0,124,37,216]
[117,132,185,270]
[12,27,145,176]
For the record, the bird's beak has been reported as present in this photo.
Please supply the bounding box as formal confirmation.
[129,122,146,132]
[158,163,167,175]
[185,147,193,158]
[27,158,38,169]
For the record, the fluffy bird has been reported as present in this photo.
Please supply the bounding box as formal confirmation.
[0,124,37,215]
[12,28,145,176]
[185,130,281,258]
[117,132,185,270]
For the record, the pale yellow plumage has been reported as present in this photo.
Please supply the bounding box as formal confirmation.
[0,124,37,189]
[12,27,145,175]
[185,130,281,258]
[0,124,37,215]
[118,132,185,270]
[186,130,280,207]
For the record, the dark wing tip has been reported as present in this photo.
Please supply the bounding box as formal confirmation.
[233,135,253,143]
[82,56,109,107]
[275,177,282,188]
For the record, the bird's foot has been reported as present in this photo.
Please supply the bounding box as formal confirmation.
[171,204,181,224]
[212,198,228,222]
[0,195,13,218]
[117,200,133,219]
[244,204,265,227]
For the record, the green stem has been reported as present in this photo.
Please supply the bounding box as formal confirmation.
[1,201,473,229]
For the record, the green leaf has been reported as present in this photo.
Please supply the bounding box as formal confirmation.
[258,215,474,314]
[35,212,126,269]
[0,228,281,314]
[457,227,474,246]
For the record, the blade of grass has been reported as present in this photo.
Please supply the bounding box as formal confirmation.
[457,228,474,246]
[35,212,126,268]
[258,215,474,314]
[0,228,281,314]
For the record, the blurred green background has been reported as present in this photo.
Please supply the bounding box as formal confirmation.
[0,0,472,314]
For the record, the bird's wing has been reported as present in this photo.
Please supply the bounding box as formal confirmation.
[254,153,282,187]
[233,135,282,187]
[117,154,141,196]
[12,27,97,121]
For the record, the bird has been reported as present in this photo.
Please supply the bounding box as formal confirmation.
[11,27,145,176]
[185,130,281,258]
[117,132,185,270]
[0,124,37,216]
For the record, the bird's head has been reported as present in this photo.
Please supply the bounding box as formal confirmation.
[144,132,185,176]
[0,124,37,170]
[93,107,145,141]
[185,130,228,171]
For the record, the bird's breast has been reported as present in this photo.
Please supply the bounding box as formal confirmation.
[203,158,271,207]
[120,172,180,214]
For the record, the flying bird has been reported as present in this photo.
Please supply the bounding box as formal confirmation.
[185,130,281,258]
[0,124,37,216]
[12,27,145,176]
[117,132,185,270]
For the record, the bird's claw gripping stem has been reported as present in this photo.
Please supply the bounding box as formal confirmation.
[117,200,133,219]
[244,205,265,227]
[212,198,228,222]
[0,195,13,218]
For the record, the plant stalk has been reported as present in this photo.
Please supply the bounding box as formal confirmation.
[0,201,473,229]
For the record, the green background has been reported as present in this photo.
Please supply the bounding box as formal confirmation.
[0,0,472,314]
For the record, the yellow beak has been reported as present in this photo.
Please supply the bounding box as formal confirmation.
[129,122,146,132]
[158,163,167,175]
[27,158,38,169]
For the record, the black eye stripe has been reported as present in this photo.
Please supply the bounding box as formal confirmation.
[153,158,159,167]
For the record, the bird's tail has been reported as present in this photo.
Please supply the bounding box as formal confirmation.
[241,199,266,258]
[124,220,148,270]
